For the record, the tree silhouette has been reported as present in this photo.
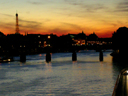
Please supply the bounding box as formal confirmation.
[0,31,5,38]
[112,27,128,61]
[112,27,128,50]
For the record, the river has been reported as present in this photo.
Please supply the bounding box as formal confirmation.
[0,50,124,96]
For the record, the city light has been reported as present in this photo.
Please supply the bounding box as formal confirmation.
[8,59,11,62]
[47,44,50,46]
[78,41,80,43]
[48,36,51,39]
[39,41,41,44]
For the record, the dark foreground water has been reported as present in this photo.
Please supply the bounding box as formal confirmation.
[0,50,124,96]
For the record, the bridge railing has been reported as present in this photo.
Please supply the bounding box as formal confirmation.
[112,68,128,96]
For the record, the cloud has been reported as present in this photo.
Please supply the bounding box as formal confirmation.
[0,21,15,34]
[27,0,53,5]
[27,1,43,5]
[100,20,118,27]
[64,0,84,5]
[19,19,42,29]
[114,1,128,12]
[64,0,107,13]
[81,4,107,13]
[0,13,14,17]
[62,22,82,30]
[0,22,14,29]
[53,0,109,21]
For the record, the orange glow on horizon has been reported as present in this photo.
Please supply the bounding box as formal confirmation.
[0,20,120,38]
[0,12,124,38]
[1,28,114,38]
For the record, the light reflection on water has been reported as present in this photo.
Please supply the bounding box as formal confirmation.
[0,50,122,96]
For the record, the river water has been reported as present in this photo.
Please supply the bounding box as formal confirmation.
[0,50,124,96]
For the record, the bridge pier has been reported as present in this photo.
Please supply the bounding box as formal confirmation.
[99,51,103,61]
[46,52,51,63]
[20,53,26,62]
[72,51,77,61]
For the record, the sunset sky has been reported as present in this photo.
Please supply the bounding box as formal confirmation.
[0,0,128,37]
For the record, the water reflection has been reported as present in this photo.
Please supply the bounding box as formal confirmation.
[44,63,52,72]
[0,64,2,70]
[0,50,125,96]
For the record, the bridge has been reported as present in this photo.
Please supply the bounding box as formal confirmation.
[112,68,128,96]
